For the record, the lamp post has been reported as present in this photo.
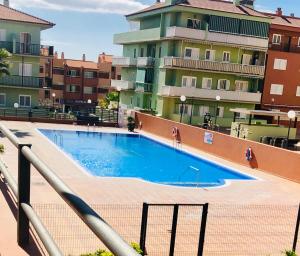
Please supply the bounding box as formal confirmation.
[287,110,296,140]
[180,95,186,123]
[215,95,221,126]
[87,99,92,114]
[52,92,56,109]
[14,102,19,116]
[116,87,121,126]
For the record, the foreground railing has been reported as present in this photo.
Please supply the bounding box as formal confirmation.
[0,123,138,256]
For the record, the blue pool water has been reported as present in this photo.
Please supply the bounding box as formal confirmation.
[39,129,254,188]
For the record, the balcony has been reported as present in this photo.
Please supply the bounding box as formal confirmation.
[0,75,42,89]
[40,45,54,57]
[137,57,155,67]
[159,86,262,103]
[165,27,269,49]
[114,28,161,44]
[163,57,265,78]
[0,41,44,56]
[112,57,137,67]
[135,82,153,93]
[111,79,135,91]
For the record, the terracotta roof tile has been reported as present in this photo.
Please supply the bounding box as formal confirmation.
[269,15,300,29]
[65,60,99,69]
[0,4,54,26]
[128,0,269,18]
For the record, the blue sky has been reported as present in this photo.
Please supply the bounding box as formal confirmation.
[11,0,299,61]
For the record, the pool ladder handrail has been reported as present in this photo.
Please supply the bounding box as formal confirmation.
[53,132,63,146]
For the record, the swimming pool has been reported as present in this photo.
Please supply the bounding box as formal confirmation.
[39,129,255,188]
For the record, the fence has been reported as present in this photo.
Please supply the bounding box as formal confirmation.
[0,123,138,256]
[27,203,300,255]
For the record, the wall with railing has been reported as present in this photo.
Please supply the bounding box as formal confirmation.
[135,112,300,184]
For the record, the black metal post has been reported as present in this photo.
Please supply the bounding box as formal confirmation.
[140,203,149,256]
[287,119,292,140]
[117,91,120,126]
[189,101,194,125]
[294,117,298,129]
[197,203,209,256]
[180,103,184,123]
[18,144,32,247]
[214,103,219,126]
[233,112,237,123]
[248,115,252,125]
[293,204,300,252]
[169,204,179,256]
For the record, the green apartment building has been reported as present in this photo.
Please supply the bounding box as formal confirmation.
[0,1,54,109]
[112,0,271,126]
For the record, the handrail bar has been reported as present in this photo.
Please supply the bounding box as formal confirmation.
[0,123,138,256]
[21,146,138,256]
[0,159,18,197]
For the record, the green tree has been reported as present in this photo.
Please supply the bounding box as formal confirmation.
[0,48,11,77]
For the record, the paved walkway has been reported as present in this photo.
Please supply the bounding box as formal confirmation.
[0,121,300,255]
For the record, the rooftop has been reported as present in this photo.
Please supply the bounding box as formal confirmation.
[266,12,300,29]
[127,0,269,19]
[0,4,54,27]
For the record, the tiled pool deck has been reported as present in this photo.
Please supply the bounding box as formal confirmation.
[1,121,300,255]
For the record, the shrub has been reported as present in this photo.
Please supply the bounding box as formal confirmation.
[0,144,4,153]
[283,250,297,256]
[81,242,143,256]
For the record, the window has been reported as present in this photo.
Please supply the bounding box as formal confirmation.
[0,93,6,106]
[39,65,44,73]
[217,79,230,90]
[296,86,300,97]
[53,68,64,75]
[184,47,199,60]
[99,72,110,79]
[19,95,31,107]
[67,70,80,77]
[0,29,6,41]
[272,34,282,44]
[66,84,80,93]
[19,63,32,76]
[242,54,252,65]
[182,76,197,88]
[202,78,212,89]
[44,90,50,99]
[84,71,97,78]
[235,81,248,92]
[187,18,201,30]
[205,50,215,61]
[216,106,224,118]
[274,59,287,70]
[236,108,247,119]
[83,87,93,94]
[134,49,137,58]
[20,32,31,54]
[140,48,144,57]
[270,84,284,95]
[222,51,230,62]
[175,104,191,115]
[158,47,162,58]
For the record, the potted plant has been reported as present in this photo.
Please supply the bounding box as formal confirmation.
[0,144,4,153]
[127,116,135,132]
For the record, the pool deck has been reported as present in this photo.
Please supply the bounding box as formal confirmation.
[1,121,300,255]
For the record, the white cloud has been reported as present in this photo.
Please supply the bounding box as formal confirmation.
[10,0,148,15]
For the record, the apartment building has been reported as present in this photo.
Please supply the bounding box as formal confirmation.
[0,1,54,108]
[39,52,121,111]
[112,0,271,126]
[262,8,300,112]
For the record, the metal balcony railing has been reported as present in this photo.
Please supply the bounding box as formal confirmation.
[0,41,53,56]
[0,75,42,88]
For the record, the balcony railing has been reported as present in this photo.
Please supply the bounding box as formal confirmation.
[137,57,155,67]
[0,75,42,88]
[112,57,137,67]
[163,57,265,77]
[114,27,161,44]
[165,27,269,49]
[0,41,47,56]
[159,86,262,103]
[135,82,153,93]
[111,79,135,91]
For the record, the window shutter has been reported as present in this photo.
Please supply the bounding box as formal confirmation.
[19,63,23,76]
[182,77,187,87]
[191,77,197,87]
[217,80,221,90]
[218,107,224,117]
[191,48,200,60]
[226,80,230,90]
